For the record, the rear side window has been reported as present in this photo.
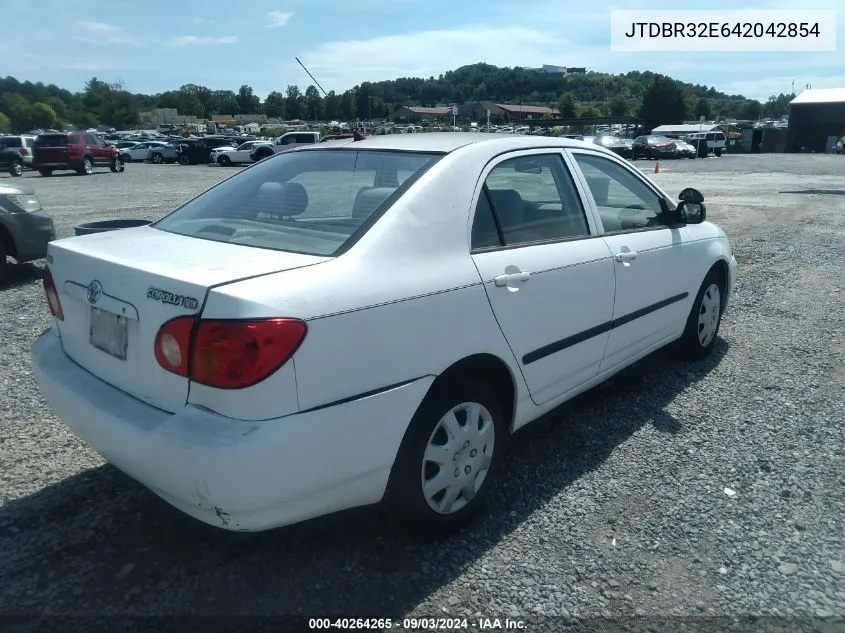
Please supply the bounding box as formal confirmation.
[35,134,69,146]
[1,137,22,147]
[69,135,82,144]
[153,149,442,256]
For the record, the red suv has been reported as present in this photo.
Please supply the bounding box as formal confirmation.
[33,132,125,176]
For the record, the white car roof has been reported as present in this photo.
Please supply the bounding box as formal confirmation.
[299,132,608,155]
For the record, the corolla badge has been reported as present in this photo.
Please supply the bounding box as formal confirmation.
[87,280,103,304]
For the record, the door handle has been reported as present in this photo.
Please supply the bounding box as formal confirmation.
[494,271,531,287]
[614,250,638,262]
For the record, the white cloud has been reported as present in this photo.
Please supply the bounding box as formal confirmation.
[267,10,294,28]
[77,20,122,32]
[76,19,138,45]
[164,35,238,47]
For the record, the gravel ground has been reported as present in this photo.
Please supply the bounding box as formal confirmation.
[0,155,843,632]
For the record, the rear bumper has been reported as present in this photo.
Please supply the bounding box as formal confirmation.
[31,330,433,531]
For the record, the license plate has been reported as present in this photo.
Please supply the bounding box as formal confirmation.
[89,306,128,360]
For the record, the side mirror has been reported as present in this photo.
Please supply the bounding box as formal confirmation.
[679,187,704,203]
[677,200,706,224]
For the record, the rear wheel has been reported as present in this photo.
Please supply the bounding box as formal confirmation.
[38,168,53,177]
[386,379,506,537]
[179,155,190,165]
[77,156,93,175]
[110,157,125,173]
[714,148,723,157]
[8,159,23,177]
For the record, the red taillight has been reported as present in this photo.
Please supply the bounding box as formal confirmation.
[42,267,64,321]
[154,317,307,389]
[19,148,29,156]
[154,316,195,377]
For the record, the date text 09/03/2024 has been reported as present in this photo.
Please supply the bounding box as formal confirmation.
[308,618,527,630]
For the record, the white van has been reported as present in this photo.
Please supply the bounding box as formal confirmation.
[685,130,727,157]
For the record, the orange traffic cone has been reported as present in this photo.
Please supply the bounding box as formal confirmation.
[654,161,660,174]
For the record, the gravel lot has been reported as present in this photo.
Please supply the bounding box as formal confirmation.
[1,155,844,630]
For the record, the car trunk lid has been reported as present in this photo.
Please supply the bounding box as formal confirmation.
[48,225,329,412]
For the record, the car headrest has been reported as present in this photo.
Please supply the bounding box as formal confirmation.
[253,181,309,218]
[353,187,395,219]
[486,189,524,225]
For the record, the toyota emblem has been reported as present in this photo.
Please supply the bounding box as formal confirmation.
[87,280,103,304]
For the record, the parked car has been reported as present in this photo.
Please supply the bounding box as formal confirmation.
[593,135,633,159]
[0,144,24,177]
[215,141,264,166]
[31,133,736,536]
[32,132,124,176]
[0,182,55,277]
[176,137,236,165]
[684,131,727,157]
[673,138,698,159]
[120,141,171,163]
[631,135,678,160]
[0,135,37,168]
[250,131,321,161]
[149,143,179,164]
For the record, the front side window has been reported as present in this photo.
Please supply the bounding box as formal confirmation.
[572,152,665,233]
[471,153,589,249]
[153,149,442,256]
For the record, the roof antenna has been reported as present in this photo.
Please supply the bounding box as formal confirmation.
[295,56,366,142]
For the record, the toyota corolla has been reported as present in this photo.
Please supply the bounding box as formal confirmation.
[31,133,736,535]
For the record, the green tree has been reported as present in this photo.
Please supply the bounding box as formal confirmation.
[236,84,260,114]
[210,90,239,115]
[30,102,58,128]
[304,85,322,121]
[340,90,355,120]
[263,91,286,118]
[578,105,604,118]
[694,97,711,119]
[0,111,10,131]
[608,94,629,116]
[323,91,341,120]
[285,85,303,119]
[556,93,576,118]
[639,75,686,132]
[741,100,762,120]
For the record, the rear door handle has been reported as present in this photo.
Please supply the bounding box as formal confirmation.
[494,271,531,287]
[614,250,638,262]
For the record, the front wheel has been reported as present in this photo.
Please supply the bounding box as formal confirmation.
[675,272,724,360]
[110,157,125,173]
[386,379,506,537]
[218,155,231,166]
[8,159,23,177]
[151,153,163,164]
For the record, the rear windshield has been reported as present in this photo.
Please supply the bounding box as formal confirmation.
[153,149,442,256]
[0,137,22,148]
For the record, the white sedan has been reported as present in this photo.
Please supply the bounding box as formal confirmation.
[215,141,262,166]
[31,134,737,535]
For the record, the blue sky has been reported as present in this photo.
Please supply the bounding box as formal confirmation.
[3,0,843,102]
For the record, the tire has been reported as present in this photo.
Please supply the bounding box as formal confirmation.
[151,153,163,164]
[77,157,93,176]
[385,378,506,537]
[714,148,723,157]
[110,157,125,173]
[675,271,725,360]
[0,239,7,278]
[255,150,272,161]
[218,155,231,166]
[121,154,132,163]
[179,155,190,165]
[38,168,53,177]
[8,159,23,177]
